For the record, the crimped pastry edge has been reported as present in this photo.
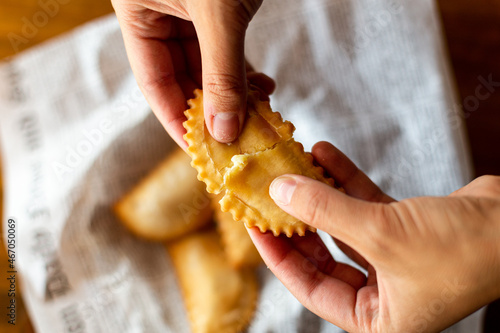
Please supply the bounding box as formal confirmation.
[183,89,224,194]
[218,139,333,238]
[183,87,341,237]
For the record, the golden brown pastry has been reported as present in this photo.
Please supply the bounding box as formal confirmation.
[113,149,213,241]
[213,200,262,269]
[183,87,340,237]
[167,230,258,333]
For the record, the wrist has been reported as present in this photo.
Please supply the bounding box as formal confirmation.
[461,197,500,305]
[495,203,500,299]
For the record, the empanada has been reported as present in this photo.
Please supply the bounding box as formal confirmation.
[183,87,340,237]
[167,230,258,333]
[213,200,262,269]
[113,149,213,241]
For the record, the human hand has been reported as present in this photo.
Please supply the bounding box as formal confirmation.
[112,0,275,148]
[248,141,500,333]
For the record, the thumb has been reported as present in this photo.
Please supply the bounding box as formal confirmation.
[191,1,260,143]
[269,175,384,248]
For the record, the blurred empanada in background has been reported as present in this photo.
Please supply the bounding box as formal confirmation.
[114,149,212,241]
[167,230,258,333]
[213,203,262,269]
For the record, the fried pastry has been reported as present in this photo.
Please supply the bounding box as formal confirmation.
[167,230,258,333]
[113,149,212,241]
[213,200,262,269]
[183,89,294,194]
[183,87,339,237]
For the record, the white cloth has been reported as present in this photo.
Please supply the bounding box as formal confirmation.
[0,0,484,332]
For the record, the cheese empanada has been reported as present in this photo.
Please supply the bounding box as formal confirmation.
[167,230,258,333]
[213,201,262,269]
[114,149,213,241]
[183,87,340,237]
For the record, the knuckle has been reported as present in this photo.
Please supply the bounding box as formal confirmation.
[140,71,176,94]
[301,187,329,226]
[478,175,500,189]
[217,0,262,22]
[469,175,500,197]
[204,73,246,100]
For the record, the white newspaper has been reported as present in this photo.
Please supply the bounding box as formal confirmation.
[0,0,485,332]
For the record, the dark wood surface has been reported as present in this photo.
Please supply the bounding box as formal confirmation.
[437,0,500,177]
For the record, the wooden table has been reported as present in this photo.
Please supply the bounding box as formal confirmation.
[0,0,498,332]
[437,0,500,178]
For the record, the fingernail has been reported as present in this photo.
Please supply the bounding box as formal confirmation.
[213,112,239,142]
[270,177,297,206]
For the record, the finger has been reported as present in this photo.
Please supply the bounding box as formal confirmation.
[117,16,195,149]
[310,141,388,279]
[289,232,366,289]
[269,174,386,249]
[333,238,378,286]
[248,228,369,332]
[333,238,370,270]
[176,71,200,101]
[181,37,203,86]
[247,72,276,95]
[167,40,199,98]
[312,141,394,203]
[192,1,261,143]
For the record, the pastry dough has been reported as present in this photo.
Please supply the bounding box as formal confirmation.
[113,149,213,241]
[183,88,294,194]
[183,87,339,237]
[167,230,258,333]
[213,200,262,269]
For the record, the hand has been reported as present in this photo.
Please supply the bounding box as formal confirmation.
[112,0,275,148]
[248,141,500,333]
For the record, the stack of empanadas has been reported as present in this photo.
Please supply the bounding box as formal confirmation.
[114,147,262,333]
